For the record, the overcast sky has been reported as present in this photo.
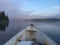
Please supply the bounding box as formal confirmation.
[0,0,60,19]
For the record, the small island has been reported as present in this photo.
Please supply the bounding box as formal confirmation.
[0,11,9,31]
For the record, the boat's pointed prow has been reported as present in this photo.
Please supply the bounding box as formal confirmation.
[26,24,38,31]
[30,24,34,26]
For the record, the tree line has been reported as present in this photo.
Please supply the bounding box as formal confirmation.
[0,11,9,23]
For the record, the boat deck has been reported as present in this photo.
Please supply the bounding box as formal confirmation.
[4,24,59,45]
[32,42,43,45]
[16,41,43,45]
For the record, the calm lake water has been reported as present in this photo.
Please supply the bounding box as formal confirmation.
[0,20,60,45]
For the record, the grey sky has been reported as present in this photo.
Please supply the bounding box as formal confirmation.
[0,0,60,19]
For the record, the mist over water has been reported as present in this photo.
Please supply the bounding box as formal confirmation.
[0,20,60,45]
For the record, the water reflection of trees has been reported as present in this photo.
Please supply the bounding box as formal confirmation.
[0,23,9,31]
[0,11,9,32]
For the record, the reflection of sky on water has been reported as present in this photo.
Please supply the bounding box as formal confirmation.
[38,24,60,44]
[0,20,60,45]
[40,24,60,35]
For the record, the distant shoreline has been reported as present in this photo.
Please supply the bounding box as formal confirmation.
[24,18,60,22]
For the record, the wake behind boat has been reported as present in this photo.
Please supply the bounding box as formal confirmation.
[4,24,58,45]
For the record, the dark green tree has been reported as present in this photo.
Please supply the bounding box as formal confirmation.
[0,11,9,23]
